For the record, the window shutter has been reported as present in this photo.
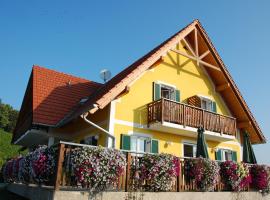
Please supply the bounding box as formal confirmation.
[212,101,217,113]
[232,151,237,162]
[175,90,180,102]
[153,83,161,100]
[151,139,159,153]
[188,95,201,107]
[121,134,131,150]
[215,149,222,161]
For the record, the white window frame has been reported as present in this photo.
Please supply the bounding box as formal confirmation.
[183,142,197,158]
[155,81,177,101]
[218,148,233,161]
[198,95,213,111]
[160,84,176,101]
[130,135,151,153]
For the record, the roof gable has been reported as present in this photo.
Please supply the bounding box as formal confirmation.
[13,66,102,142]
[61,19,265,144]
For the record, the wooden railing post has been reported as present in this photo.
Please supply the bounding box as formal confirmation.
[183,104,186,127]
[54,143,65,190]
[125,152,131,192]
[218,115,221,134]
[147,103,150,127]
[177,159,182,192]
[202,110,204,129]
[161,98,164,123]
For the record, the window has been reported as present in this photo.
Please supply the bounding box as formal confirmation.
[198,96,217,112]
[80,135,98,146]
[183,143,197,158]
[154,82,180,102]
[201,98,213,111]
[130,136,151,153]
[216,149,237,162]
[224,150,233,161]
[121,134,159,153]
[161,85,175,101]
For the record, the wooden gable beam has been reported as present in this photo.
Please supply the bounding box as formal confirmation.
[216,83,230,92]
[194,28,199,57]
[199,50,210,59]
[183,38,196,57]
[200,60,221,71]
[171,48,196,61]
[170,49,221,71]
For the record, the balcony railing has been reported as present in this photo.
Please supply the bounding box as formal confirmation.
[147,98,236,136]
[3,141,255,193]
[54,142,227,191]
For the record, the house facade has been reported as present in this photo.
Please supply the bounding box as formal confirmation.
[13,20,266,163]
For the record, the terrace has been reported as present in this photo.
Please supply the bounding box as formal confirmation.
[2,141,268,197]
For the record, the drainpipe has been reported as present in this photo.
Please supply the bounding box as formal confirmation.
[81,113,115,148]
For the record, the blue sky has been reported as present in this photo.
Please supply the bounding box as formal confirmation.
[0,0,269,164]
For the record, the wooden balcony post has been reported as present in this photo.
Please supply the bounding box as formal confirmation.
[218,115,221,134]
[161,98,164,123]
[202,110,204,129]
[125,152,131,192]
[177,159,182,192]
[147,103,150,127]
[183,104,186,127]
[54,143,65,190]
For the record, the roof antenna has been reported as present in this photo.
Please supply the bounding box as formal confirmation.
[99,69,111,83]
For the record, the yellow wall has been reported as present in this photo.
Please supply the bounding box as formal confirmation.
[111,41,241,161]
[64,41,241,161]
[115,42,230,124]
[55,105,110,146]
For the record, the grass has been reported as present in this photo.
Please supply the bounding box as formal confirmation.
[0,129,27,168]
[0,130,29,199]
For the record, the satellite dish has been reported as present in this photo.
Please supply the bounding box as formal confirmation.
[99,69,111,83]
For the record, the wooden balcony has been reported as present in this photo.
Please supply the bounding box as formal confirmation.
[147,98,236,136]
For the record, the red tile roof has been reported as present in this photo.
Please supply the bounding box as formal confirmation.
[29,66,102,126]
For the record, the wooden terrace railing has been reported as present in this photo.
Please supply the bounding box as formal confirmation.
[54,141,228,191]
[147,98,237,136]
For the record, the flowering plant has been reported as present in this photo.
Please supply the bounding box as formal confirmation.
[2,159,15,183]
[17,153,32,183]
[70,146,126,191]
[29,146,57,184]
[184,158,220,191]
[1,146,56,184]
[130,153,179,191]
[220,161,251,191]
[250,164,270,193]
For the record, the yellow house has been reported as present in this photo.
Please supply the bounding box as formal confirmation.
[13,20,266,163]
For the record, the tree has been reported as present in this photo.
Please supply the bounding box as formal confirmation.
[0,99,19,132]
[7,109,19,132]
[0,104,9,130]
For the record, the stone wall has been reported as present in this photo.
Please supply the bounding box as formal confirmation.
[7,183,270,200]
